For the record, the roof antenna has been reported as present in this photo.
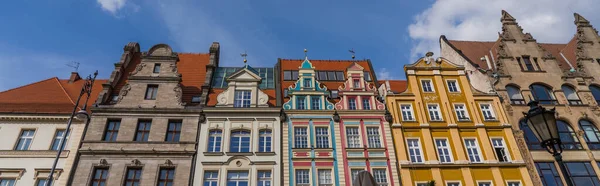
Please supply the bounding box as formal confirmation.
[349,48,355,59]
[66,61,80,72]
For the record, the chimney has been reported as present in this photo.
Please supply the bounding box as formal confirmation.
[69,72,81,83]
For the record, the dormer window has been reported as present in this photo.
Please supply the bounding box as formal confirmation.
[349,98,357,110]
[234,90,251,108]
[153,63,161,73]
[364,72,372,81]
[303,79,311,88]
[330,90,339,98]
[111,94,119,102]
[353,78,360,88]
[517,56,540,72]
[145,85,158,100]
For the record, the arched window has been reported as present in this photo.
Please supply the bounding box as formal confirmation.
[591,85,600,105]
[258,129,272,152]
[207,130,222,152]
[520,120,543,150]
[557,120,582,150]
[506,85,525,105]
[579,120,600,149]
[230,130,251,152]
[562,85,582,105]
[530,84,557,105]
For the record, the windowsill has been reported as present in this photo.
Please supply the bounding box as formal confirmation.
[402,120,417,123]
[292,148,312,150]
[204,152,224,156]
[568,104,589,107]
[365,147,386,150]
[429,120,445,123]
[484,119,499,122]
[521,70,546,73]
[314,148,333,150]
[226,152,254,156]
[255,152,276,156]
[457,119,471,122]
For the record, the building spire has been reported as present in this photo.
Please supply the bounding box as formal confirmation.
[501,10,516,24]
[574,13,590,27]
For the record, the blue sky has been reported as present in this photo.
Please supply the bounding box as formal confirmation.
[0,0,597,91]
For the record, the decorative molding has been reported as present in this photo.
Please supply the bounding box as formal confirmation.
[258,90,269,106]
[173,84,186,106]
[216,89,230,105]
[0,150,69,158]
[131,159,142,166]
[130,63,146,76]
[99,159,109,166]
[117,83,131,103]
[513,129,542,186]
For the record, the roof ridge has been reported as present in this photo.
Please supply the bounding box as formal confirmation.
[280,58,368,62]
[55,77,77,107]
[0,77,57,94]
[178,52,210,55]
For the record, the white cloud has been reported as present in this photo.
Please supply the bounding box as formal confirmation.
[376,68,393,80]
[408,0,600,60]
[97,0,127,14]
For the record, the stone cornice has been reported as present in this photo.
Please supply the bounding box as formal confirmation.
[91,107,203,114]
[0,115,74,121]
[0,150,69,158]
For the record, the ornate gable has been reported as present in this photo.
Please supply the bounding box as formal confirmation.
[335,63,385,110]
[283,57,334,110]
[216,65,269,107]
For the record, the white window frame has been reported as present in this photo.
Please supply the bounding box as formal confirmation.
[445,181,462,186]
[203,170,219,186]
[346,127,361,148]
[294,127,308,148]
[372,168,388,186]
[490,137,511,162]
[317,169,333,186]
[476,181,493,186]
[464,138,483,163]
[427,104,442,121]
[416,181,430,186]
[15,129,36,150]
[234,90,252,108]
[295,169,310,186]
[434,138,454,163]
[400,104,415,121]
[406,138,424,163]
[506,180,522,186]
[421,79,435,92]
[366,127,382,148]
[479,103,497,121]
[453,103,470,121]
[257,170,272,186]
[350,169,364,185]
[315,127,330,148]
[446,79,460,92]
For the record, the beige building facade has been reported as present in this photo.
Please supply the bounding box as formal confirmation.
[441,10,600,186]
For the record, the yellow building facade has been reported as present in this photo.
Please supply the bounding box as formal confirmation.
[384,55,533,186]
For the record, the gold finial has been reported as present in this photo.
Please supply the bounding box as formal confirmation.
[304,48,308,57]
[240,51,248,64]
[349,48,355,59]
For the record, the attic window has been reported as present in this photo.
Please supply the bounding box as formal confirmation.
[153,63,161,73]
[330,90,339,98]
[111,94,119,102]
[364,72,372,81]
[191,96,201,103]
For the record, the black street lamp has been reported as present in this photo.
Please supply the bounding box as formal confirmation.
[46,71,97,186]
[523,100,574,186]
[332,109,340,122]
[384,108,393,124]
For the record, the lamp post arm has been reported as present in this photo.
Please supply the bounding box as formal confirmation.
[554,153,574,186]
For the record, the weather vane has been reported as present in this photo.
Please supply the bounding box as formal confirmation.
[304,48,308,58]
[349,48,355,59]
[241,51,248,64]
[66,61,80,72]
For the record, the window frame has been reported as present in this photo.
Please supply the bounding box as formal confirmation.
[295,169,310,185]
[297,96,306,110]
[366,127,382,148]
[427,104,442,121]
[476,181,493,186]
[153,63,161,73]
[530,84,557,105]
[463,138,483,163]
[50,129,69,151]
[134,120,152,142]
[90,167,109,186]
[317,169,333,186]
[157,167,175,186]
[257,170,272,186]
[506,181,522,186]
[229,130,251,153]
[226,170,249,186]
[165,120,182,142]
[535,162,563,186]
[123,167,142,186]
[203,170,219,186]
[580,120,600,149]
[311,97,321,110]
[234,90,252,108]
[479,103,497,121]
[490,137,511,162]
[364,71,372,81]
[506,85,526,105]
[258,129,272,152]
[446,79,460,92]
[564,162,600,186]
[362,97,371,110]
[348,97,357,110]
[562,85,583,105]
[400,104,415,121]
[434,138,454,163]
[372,168,388,186]
[346,127,362,148]
[445,181,462,186]
[406,138,424,163]
[421,79,435,92]
[207,129,222,152]
[294,127,308,148]
[315,127,330,149]
[453,103,470,121]
[103,119,121,142]
[303,78,312,88]
[590,85,600,105]
[14,129,36,151]
[144,84,159,100]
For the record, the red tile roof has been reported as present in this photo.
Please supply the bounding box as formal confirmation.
[378,80,408,93]
[109,53,211,105]
[0,77,107,114]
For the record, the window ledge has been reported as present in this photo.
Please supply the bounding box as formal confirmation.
[255,152,276,156]
[226,152,254,156]
[429,120,445,123]
[457,119,472,122]
[484,119,499,122]
[521,70,547,73]
[203,152,224,156]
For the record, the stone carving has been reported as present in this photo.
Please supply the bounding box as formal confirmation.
[258,90,269,106]
[99,159,108,166]
[130,63,146,76]
[583,93,596,106]
[174,84,186,106]
[577,130,585,137]
[500,27,515,42]
[513,129,543,186]
[216,89,230,105]
[591,106,600,117]
[164,159,174,166]
[577,27,589,43]
[131,159,142,166]
[501,94,514,116]
[538,44,554,60]
[523,33,535,41]
[170,63,178,73]
[117,83,131,103]
[497,42,511,59]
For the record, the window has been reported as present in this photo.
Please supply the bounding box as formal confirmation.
[297,97,306,110]
[230,130,251,152]
[530,84,556,105]
[191,96,201,103]
[421,80,434,92]
[416,183,429,186]
[520,121,542,150]
[318,169,332,186]
[111,94,119,102]
[454,104,469,121]
[407,139,423,163]
[153,63,161,73]
[447,80,459,92]
[284,70,299,80]
[327,71,337,81]
[373,169,387,186]
[522,56,535,71]
[258,130,272,152]
[207,130,222,152]
[312,97,320,110]
[124,168,142,186]
[144,85,158,100]
[204,171,219,186]
[400,104,414,121]
[364,72,372,81]
[464,139,482,163]
[435,139,453,163]
[304,79,312,88]
[135,120,152,142]
[536,162,563,186]
[491,138,510,162]
[330,90,339,98]
[103,120,120,141]
[580,120,600,149]
[336,71,345,81]
[591,85,600,105]
[506,85,525,105]
[349,98,357,110]
[565,162,600,185]
[36,178,48,186]
[157,168,175,186]
[292,71,299,81]
[316,127,329,148]
[557,120,582,150]
[446,182,460,186]
[257,171,271,186]
[562,85,582,105]
[234,90,251,108]
[507,182,521,186]
[294,128,308,148]
[318,71,328,80]
[350,169,363,184]
[166,120,182,142]
[477,182,492,186]
[367,127,381,148]
[0,179,15,186]
[346,127,361,148]
[15,129,35,150]
[353,79,360,88]
[227,171,248,186]
[480,104,496,120]
[90,168,108,186]
[296,169,310,186]
[428,104,442,121]
[284,89,289,98]
[362,97,371,110]
[51,129,68,150]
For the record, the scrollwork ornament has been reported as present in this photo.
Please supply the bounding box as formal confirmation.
[130,63,146,75]
[173,84,186,106]
[117,83,131,103]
